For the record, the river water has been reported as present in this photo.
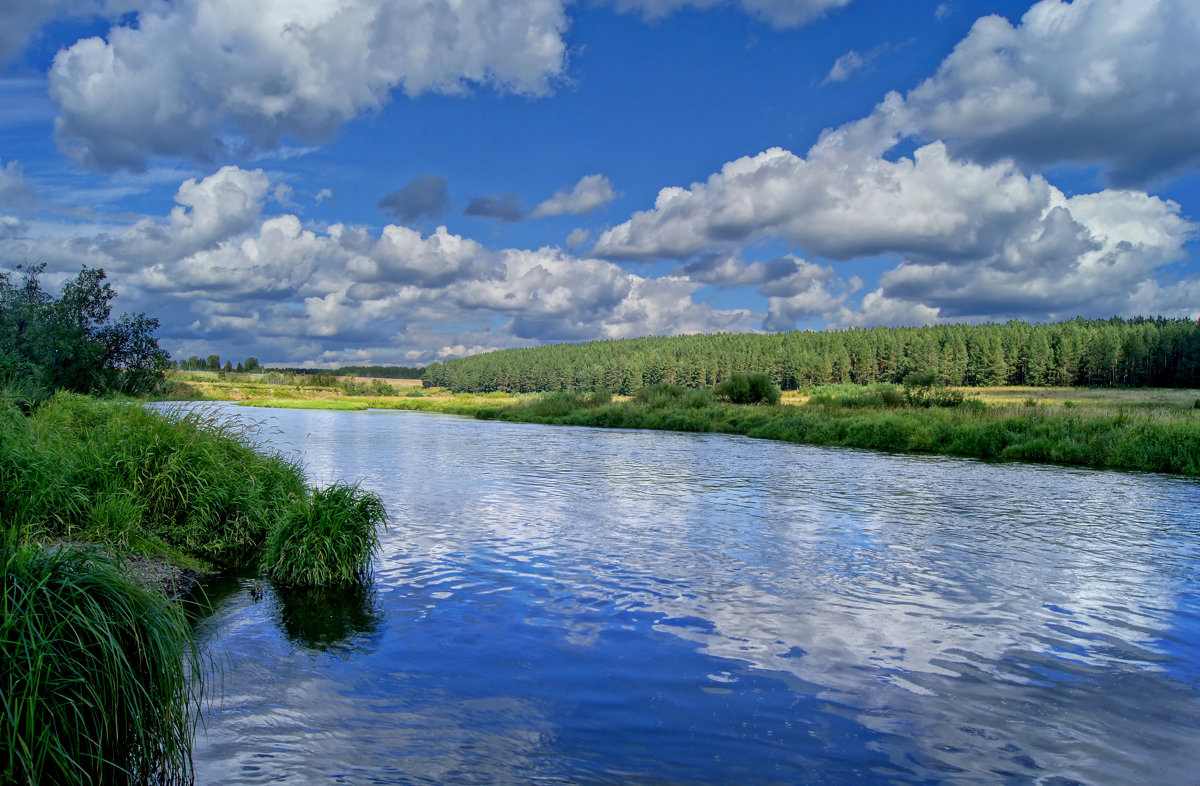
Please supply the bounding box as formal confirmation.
[189,405,1200,784]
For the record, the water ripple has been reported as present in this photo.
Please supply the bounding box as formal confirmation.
[192,406,1200,784]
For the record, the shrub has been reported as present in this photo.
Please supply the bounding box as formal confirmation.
[341,378,400,397]
[529,391,581,417]
[714,373,781,405]
[263,483,388,587]
[807,385,903,409]
[1,538,199,785]
[635,382,688,408]
[586,388,613,407]
[368,379,397,396]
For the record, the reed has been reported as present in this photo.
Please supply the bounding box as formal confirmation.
[1,536,199,785]
[1,393,308,568]
[262,483,388,587]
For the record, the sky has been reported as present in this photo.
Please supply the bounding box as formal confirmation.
[1,0,1198,367]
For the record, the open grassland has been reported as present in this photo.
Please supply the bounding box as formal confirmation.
[241,391,517,417]
[966,385,1199,409]
[159,370,420,402]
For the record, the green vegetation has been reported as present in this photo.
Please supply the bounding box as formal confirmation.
[1,537,198,785]
[715,372,782,405]
[155,369,422,403]
[263,483,388,587]
[1,394,307,569]
[264,364,423,379]
[0,267,396,782]
[422,316,1200,393]
[469,385,1199,476]
[1,264,168,402]
[1,393,391,783]
[339,377,405,397]
[328,364,423,379]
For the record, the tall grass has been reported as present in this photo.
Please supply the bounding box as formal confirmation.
[1,536,199,785]
[262,483,388,587]
[1,393,307,567]
[1,392,396,783]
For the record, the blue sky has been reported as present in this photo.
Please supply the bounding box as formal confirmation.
[1,0,1197,366]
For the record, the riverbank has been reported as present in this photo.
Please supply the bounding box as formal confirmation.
[1,393,388,784]
[215,379,1199,477]
[483,392,1200,476]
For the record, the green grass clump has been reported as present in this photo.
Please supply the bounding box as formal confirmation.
[1,537,199,785]
[807,384,906,409]
[262,483,388,587]
[0,393,307,568]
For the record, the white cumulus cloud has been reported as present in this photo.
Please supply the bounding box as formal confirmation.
[1,165,757,361]
[593,139,1051,263]
[0,159,35,208]
[533,174,618,217]
[889,0,1200,185]
[593,122,1197,326]
[48,0,572,170]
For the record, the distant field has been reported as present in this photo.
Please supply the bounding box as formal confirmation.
[968,385,1198,409]
[161,372,1196,412]
[160,370,417,401]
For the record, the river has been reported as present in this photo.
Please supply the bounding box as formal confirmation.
[189,405,1200,784]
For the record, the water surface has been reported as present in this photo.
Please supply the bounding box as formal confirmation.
[191,405,1200,784]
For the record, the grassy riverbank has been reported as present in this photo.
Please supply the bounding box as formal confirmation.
[1,393,388,784]
[201,374,1200,476]
[485,387,1200,476]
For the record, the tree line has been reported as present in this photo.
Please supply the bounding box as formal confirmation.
[174,357,422,379]
[284,365,423,379]
[421,317,1200,394]
[174,354,260,373]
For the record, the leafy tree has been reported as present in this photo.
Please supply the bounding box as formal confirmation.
[244,356,260,372]
[0,264,168,396]
[206,354,221,372]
